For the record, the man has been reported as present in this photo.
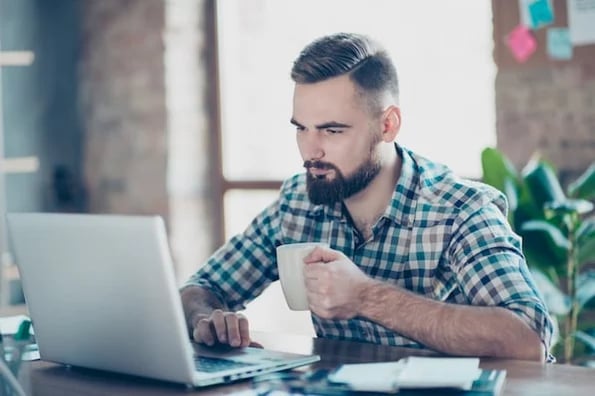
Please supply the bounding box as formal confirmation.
[181,33,553,361]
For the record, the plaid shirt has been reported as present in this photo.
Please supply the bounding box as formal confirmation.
[186,144,553,355]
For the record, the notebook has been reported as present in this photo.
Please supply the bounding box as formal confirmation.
[6,213,320,387]
[325,357,506,394]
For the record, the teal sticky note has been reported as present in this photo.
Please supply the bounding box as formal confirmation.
[547,28,573,60]
[529,0,554,29]
[520,0,554,29]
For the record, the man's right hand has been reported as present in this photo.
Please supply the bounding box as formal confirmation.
[192,309,251,348]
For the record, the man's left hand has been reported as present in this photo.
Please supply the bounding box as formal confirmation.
[303,247,373,319]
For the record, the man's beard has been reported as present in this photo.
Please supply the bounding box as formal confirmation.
[304,152,381,205]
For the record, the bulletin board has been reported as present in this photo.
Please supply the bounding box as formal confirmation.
[492,0,595,70]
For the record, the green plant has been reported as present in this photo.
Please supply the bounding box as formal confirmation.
[481,148,595,364]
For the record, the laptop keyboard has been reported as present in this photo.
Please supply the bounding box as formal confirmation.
[194,356,256,373]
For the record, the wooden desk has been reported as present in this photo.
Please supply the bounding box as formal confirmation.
[15,332,594,395]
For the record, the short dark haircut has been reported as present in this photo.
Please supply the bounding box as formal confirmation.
[290,33,399,111]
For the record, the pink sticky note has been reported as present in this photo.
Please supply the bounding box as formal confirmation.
[506,25,537,63]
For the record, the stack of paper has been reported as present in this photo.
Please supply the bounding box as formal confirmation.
[397,357,481,389]
[327,357,482,393]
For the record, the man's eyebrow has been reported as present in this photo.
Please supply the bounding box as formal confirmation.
[315,121,352,129]
[289,118,352,129]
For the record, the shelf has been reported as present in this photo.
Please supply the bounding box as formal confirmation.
[0,51,35,67]
[1,156,39,174]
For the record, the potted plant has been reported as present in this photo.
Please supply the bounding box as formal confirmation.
[481,148,595,364]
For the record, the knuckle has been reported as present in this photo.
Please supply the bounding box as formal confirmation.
[193,313,208,324]
[223,312,237,321]
[197,318,211,329]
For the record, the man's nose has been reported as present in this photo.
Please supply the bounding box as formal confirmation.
[301,130,324,160]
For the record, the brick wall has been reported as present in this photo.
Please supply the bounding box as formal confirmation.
[496,65,595,184]
[78,0,218,281]
[79,0,169,217]
[493,0,595,185]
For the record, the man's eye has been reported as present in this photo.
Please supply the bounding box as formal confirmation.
[326,129,342,134]
[295,126,305,132]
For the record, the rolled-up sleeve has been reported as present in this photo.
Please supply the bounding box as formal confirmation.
[448,199,554,359]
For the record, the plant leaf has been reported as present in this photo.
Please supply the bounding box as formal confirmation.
[577,270,595,310]
[578,235,595,268]
[568,163,595,200]
[522,157,566,209]
[521,219,568,278]
[578,219,595,267]
[530,270,570,315]
[523,246,563,282]
[513,200,545,232]
[545,199,594,216]
[504,177,518,214]
[521,220,571,251]
[481,148,521,196]
[574,331,595,353]
[577,218,595,240]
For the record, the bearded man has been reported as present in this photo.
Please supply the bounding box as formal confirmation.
[181,33,553,362]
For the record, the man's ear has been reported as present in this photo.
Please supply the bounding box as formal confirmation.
[381,105,401,142]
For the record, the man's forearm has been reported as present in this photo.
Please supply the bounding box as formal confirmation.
[180,285,227,333]
[358,280,544,361]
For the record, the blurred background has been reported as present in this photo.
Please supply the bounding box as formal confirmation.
[0,0,594,356]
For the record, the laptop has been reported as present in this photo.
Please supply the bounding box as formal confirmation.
[7,213,320,387]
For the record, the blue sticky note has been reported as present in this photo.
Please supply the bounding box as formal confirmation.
[529,0,554,29]
[547,28,573,60]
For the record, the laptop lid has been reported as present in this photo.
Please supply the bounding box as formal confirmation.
[7,213,319,387]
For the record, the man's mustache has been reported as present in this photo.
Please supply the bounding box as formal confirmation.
[303,160,335,170]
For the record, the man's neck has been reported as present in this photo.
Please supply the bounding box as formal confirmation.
[343,148,402,240]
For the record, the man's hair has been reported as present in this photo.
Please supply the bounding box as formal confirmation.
[291,33,399,111]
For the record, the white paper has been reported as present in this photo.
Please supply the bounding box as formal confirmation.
[328,357,481,392]
[397,357,481,390]
[328,361,405,392]
[567,0,595,45]
[0,315,31,335]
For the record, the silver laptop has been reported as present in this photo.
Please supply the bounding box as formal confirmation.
[7,213,320,387]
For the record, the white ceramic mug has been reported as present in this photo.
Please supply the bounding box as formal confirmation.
[276,242,329,311]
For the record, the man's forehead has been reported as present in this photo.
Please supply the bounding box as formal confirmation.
[291,104,361,128]
[292,79,363,121]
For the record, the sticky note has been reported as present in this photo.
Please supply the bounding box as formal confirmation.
[506,25,537,63]
[529,0,554,28]
[547,28,573,60]
[520,0,555,29]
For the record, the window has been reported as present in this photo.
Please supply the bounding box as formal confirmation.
[215,0,495,334]
[217,0,496,239]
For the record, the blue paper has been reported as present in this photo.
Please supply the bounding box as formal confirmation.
[547,28,573,60]
[529,0,554,28]
[520,0,555,29]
